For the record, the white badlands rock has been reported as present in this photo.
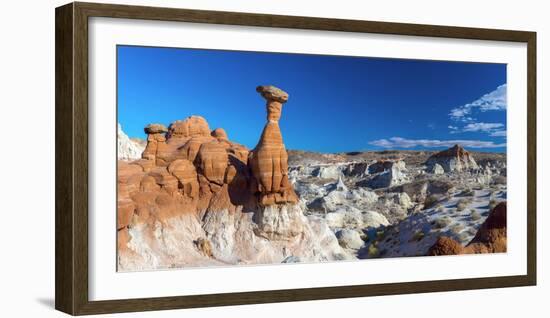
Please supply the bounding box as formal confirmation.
[308,179,379,213]
[254,204,306,241]
[118,123,145,160]
[366,160,409,189]
[385,192,413,210]
[325,207,364,229]
[312,165,342,179]
[429,163,445,175]
[362,210,390,228]
[119,203,352,271]
[324,207,389,230]
[336,229,364,250]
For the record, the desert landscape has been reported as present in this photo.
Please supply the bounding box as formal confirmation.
[117,85,507,271]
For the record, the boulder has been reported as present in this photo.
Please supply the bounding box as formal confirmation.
[428,163,444,174]
[362,210,390,228]
[336,229,364,250]
[427,236,464,256]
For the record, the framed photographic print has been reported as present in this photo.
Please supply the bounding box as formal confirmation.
[55,2,537,315]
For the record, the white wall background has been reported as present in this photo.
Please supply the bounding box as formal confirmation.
[0,0,547,316]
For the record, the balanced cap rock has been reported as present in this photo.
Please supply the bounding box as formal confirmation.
[142,123,168,163]
[250,85,298,206]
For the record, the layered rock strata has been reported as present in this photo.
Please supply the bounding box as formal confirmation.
[117,85,347,271]
[249,85,299,206]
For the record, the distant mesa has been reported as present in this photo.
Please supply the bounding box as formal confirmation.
[425,144,478,173]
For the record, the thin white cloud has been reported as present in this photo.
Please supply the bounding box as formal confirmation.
[489,130,507,137]
[462,122,504,132]
[448,122,506,137]
[369,137,506,149]
[449,84,507,122]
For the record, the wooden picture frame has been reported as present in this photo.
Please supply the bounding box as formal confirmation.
[55,2,536,315]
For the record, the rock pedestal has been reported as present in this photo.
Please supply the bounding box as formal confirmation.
[249,85,298,206]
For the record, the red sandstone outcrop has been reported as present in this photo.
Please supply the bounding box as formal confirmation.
[427,201,507,256]
[465,201,507,253]
[167,115,211,139]
[249,85,298,206]
[196,141,228,185]
[427,236,466,256]
[167,159,199,198]
[117,85,307,268]
[211,128,228,140]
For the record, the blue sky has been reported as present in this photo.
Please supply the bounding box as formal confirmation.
[118,45,507,153]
